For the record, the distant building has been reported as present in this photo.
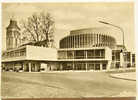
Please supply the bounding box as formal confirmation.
[1,19,136,72]
[6,19,21,50]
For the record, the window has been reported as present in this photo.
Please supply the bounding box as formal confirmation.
[15,50,20,57]
[95,64,100,70]
[67,51,74,59]
[75,50,85,59]
[87,63,94,70]
[87,49,105,59]
[112,50,120,61]
[20,48,26,56]
[132,54,135,63]
[116,52,120,61]
[102,64,106,70]
[124,52,130,62]
[95,50,100,58]
[58,51,67,59]
[10,51,14,57]
[87,50,95,59]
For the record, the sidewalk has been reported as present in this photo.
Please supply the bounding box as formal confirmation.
[110,72,136,81]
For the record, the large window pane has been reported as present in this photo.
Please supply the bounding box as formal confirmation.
[75,50,85,59]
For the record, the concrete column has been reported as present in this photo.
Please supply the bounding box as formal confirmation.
[97,34,99,46]
[78,34,80,48]
[71,36,72,48]
[86,62,88,71]
[35,63,38,72]
[130,53,132,67]
[90,34,92,47]
[107,60,112,71]
[100,63,102,71]
[60,63,63,70]
[85,50,87,59]
[68,36,71,48]
[72,62,74,70]
[83,34,84,47]
[28,62,31,72]
[13,63,15,71]
[120,52,124,68]
[74,35,75,48]
[22,62,25,72]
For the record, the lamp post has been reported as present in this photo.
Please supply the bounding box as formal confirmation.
[99,21,126,68]
[98,21,125,51]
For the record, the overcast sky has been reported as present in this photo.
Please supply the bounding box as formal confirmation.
[2,2,135,52]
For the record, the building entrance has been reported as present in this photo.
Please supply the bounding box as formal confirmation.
[102,64,107,70]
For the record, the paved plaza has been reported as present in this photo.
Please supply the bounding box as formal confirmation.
[1,72,136,98]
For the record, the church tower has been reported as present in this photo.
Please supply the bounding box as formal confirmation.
[6,19,21,50]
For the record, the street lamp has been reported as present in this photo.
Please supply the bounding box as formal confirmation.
[98,21,125,51]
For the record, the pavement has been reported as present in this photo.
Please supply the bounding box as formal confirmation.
[1,72,136,98]
[110,72,136,81]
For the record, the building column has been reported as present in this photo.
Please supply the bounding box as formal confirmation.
[60,63,63,71]
[72,62,74,70]
[85,50,87,59]
[78,34,80,48]
[74,35,75,48]
[28,62,31,72]
[13,63,15,71]
[100,63,102,71]
[86,62,88,71]
[35,63,38,72]
[107,60,112,71]
[22,62,25,72]
[120,52,124,68]
[72,50,75,70]
[130,53,132,67]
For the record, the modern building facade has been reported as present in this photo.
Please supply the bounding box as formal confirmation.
[1,19,136,72]
[58,28,135,71]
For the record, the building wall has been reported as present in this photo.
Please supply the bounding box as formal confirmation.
[1,45,58,72]
[60,28,116,49]
[26,45,57,61]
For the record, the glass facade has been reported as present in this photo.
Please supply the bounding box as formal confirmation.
[111,50,121,68]
[58,49,105,59]
[60,34,116,49]
[60,61,107,71]
[112,50,120,61]
[2,48,26,58]
[87,49,105,59]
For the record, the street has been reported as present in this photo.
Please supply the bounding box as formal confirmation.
[1,72,136,98]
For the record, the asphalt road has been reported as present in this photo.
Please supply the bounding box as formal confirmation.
[1,72,136,98]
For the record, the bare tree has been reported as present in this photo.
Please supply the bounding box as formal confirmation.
[21,12,55,47]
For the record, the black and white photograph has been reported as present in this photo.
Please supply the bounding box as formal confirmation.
[1,2,136,99]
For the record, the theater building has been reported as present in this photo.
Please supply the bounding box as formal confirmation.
[58,28,135,71]
[1,19,136,72]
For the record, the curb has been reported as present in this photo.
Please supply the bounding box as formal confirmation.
[109,74,136,81]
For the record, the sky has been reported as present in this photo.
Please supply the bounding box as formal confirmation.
[2,2,135,52]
